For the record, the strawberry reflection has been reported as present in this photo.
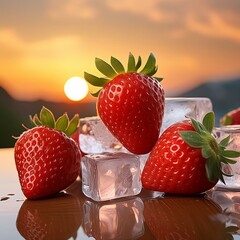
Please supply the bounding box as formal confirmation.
[207,190,240,236]
[16,193,82,240]
[143,194,238,240]
[83,197,144,240]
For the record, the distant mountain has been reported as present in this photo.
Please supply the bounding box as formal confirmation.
[0,87,97,148]
[1,77,240,148]
[179,77,240,124]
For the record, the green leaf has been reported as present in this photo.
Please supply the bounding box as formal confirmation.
[179,131,204,147]
[111,56,125,73]
[55,113,69,132]
[202,112,214,133]
[190,118,205,133]
[95,57,117,78]
[205,158,217,182]
[65,114,80,136]
[135,56,142,70]
[201,145,214,159]
[140,52,156,75]
[219,135,231,148]
[91,89,102,97]
[220,156,237,164]
[84,72,109,87]
[29,114,41,126]
[40,107,55,128]
[148,66,158,76]
[221,115,233,126]
[222,150,240,158]
[154,77,164,82]
[127,52,136,72]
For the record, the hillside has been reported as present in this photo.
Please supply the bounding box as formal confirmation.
[1,77,239,148]
[179,77,240,122]
[0,87,97,148]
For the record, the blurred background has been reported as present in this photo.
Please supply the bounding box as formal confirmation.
[1,0,240,148]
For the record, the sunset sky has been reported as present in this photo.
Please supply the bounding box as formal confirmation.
[1,0,240,103]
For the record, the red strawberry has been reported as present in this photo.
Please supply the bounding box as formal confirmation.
[220,107,240,126]
[84,53,165,154]
[14,107,81,199]
[141,112,240,194]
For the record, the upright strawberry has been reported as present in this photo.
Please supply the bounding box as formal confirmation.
[84,53,165,154]
[141,112,240,194]
[14,107,81,199]
[220,107,240,126]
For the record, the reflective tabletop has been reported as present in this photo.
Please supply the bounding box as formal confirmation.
[1,148,240,239]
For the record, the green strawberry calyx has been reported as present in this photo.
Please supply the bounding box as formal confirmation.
[179,112,240,184]
[84,52,163,97]
[27,106,80,136]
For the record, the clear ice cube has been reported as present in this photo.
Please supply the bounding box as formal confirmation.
[83,197,144,239]
[161,97,213,133]
[81,153,142,201]
[214,126,240,190]
[79,116,128,154]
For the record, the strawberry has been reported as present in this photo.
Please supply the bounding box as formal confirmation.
[14,107,81,199]
[141,112,240,194]
[84,53,165,154]
[220,107,240,126]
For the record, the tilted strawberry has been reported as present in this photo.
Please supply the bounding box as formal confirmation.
[84,53,165,154]
[220,107,240,126]
[141,112,240,194]
[14,107,81,199]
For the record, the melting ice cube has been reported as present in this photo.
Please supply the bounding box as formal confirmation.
[81,152,142,201]
[214,125,240,190]
[79,116,128,154]
[161,97,213,133]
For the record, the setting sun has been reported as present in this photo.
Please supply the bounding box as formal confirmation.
[64,76,89,101]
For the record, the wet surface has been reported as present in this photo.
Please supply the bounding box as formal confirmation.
[0,148,240,239]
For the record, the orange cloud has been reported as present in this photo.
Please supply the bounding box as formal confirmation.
[186,12,240,43]
[48,0,97,19]
[106,0,176,22]
[0,29,95,101]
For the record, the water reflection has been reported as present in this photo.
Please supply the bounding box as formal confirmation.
[207,190,240,236]
[143,194,238,240]
[15,179,240,240]
[83,197,144,240]
[16,193,83,240]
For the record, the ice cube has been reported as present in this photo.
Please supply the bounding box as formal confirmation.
[161,97,213,133]
[79,116,128,154]
[214,126,240,190]
[83,197,144,239]
[81,153,142,201]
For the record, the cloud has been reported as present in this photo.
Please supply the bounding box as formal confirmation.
[105,0,240,43]
[48,0,98,19]
[0,29,24,53]
[0,28,83,62]
[0,28,84,82]
[185,11,240,43]
[105,0,176,22]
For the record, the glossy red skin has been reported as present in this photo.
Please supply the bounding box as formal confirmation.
[14,126,81,199]
[97,72,165,154]
[221,108,240,125]
[141,120,217,194]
